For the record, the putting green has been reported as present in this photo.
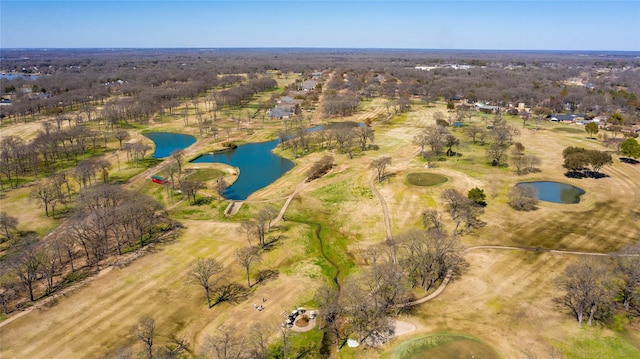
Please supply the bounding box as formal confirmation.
[406,172,448,187]
[391,333,501,359]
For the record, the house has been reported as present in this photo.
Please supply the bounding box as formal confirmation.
[301,79,318,91]
[547,114,576,122]
[475,103,501,114]
[268,107,291,120]
[0,98,12,106]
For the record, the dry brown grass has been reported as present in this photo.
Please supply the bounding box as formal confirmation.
[1,100,639,358]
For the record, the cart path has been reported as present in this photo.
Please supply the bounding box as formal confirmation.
[369,175,393,242]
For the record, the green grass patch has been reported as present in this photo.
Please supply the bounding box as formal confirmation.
[185,168,225,182]
[291,218,355,287]
[554,127,586,134]
[312,181,352,204]
[555,328,640,359]
[406,172,448,186]
[389,333,502,359]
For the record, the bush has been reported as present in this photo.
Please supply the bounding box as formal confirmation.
[468,187,487,206]
[306,155,334,181]
[509,185,538,211]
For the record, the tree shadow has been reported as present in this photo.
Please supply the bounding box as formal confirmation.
[564,170,609,179]
[584,171,609,179]
[261,235,284,251]
[620,157,639,165]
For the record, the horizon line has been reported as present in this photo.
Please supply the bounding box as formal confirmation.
[1,47,639,53]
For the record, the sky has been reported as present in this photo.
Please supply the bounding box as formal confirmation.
[1,1,639,51]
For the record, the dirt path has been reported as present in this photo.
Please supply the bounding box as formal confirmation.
[369,175,393,241]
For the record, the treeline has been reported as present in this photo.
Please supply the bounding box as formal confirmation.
[279,121,375,159]
[3,49,638,127]
[215,77,278,109]
[0,184,173,312]
[0,119,149,190]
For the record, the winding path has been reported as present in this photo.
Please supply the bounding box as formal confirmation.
[369,175,393,241]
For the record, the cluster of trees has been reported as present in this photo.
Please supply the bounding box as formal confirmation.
[484,117,521,167]
[317,218,468,350]
[1,184,170,310]
[3,49,639,129]
[215,78,277,109]
[509,142,542,175]
[280,122,375,159]
[556,243,640,327]
[413,125,459,162]
[314,187,483,351]
[322,92,360,118]
[562,146,613,177]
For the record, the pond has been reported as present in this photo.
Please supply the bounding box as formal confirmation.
[517,181,585,204]
[0,73,40,80]
[143,132,196,158]
[191,139,294,200]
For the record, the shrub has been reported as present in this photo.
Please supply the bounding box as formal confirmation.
[468,187,487,207]
[509,185,538,211]
[306,155,334,181]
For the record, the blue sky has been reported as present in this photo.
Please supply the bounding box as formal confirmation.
[1,1,639,50]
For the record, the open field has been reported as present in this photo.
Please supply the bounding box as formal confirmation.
[1,91,639,359]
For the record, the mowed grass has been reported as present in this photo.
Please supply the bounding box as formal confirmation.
[2,100,640,359]
[406,172,448,186]
[387,333,502,359]
[0,218,324,359]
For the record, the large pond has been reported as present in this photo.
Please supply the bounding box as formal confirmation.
[144,132,196,158]
[191,139,294,200]
[517,181,585,204]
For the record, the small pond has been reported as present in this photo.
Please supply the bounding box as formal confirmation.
[517,181,585,204]
[191,139,294,200]
[143,132,196,158]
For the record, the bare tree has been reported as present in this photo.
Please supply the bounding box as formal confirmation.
[0,211,18,239]
[370,156,392,183]
[170,150,185,174]
[215,178,228,200]
[9,236,44,301]
[114,130,130,149]
[235,246,261,288]
[247,323,271,359]
[508,185,538,211]
[39,243,60,295]
[30,179,60,217]
[180,179,205,205]
[614,242,640,311]
[0,280,17,315]
[134,316,156,359]
[465,125,486,144]
[188,257,224,308]
[486,142,509,167]
[202,325,247,359]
